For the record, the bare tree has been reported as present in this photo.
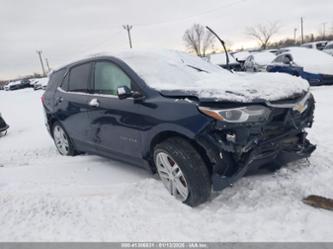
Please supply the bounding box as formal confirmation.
[246,22,280,49]
[183,24,215,57]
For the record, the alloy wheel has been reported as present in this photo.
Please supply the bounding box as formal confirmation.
[53,125,70,155]
[155,152,189,201]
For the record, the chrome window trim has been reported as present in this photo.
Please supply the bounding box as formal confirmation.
[57,87,132,99]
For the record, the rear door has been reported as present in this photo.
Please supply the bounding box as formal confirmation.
[53,62,94,151]
[86,60,143,159]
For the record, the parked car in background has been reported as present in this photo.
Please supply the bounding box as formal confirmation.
[42,49,315,206]
[33,77,49,90]
[4,80,21,91]
[266,47,333,86]
[301,41,328,50]
[208,52,242,71]
[231,50,251,70]
[244,50,276,72]
[323,41,333,56]
[4,79,31,91]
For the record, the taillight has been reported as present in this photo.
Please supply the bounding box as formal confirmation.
[41,95,45,105]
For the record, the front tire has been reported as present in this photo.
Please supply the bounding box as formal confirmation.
[52,122,76,156]
[154,137,211,207]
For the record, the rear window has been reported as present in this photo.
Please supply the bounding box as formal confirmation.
[68,63,91,92]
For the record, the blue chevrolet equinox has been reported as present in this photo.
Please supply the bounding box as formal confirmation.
[42,50,316,206]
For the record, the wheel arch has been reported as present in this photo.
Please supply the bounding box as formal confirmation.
[146,130,212,174]
[46,114,58,138]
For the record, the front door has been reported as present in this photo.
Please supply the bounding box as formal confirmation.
[87,61,143,159]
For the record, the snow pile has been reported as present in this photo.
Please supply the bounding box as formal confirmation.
[281,47,333,75]
[0,87,333,241]
[116,50,309,102]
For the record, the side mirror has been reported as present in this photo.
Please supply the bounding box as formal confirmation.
[117,86,132,99]
[117,86,144,101]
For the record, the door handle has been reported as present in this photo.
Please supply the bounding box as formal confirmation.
[89,98,100,107]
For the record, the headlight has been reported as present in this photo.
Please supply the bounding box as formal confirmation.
[198,105,271,123]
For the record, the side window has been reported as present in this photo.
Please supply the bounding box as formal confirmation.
[60,73,69,91]
[283,55,292,64]
[273,55,284,63]
[94,61,132,95]
[48,68,66,91]
[68,63,91,92]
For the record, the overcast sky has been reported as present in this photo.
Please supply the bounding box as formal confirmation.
[1,0,332,80]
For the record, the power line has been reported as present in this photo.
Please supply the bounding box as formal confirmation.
[135,0,247,28]
[74,30,122,56]
[62,0,248,57]
[75,0,247,55]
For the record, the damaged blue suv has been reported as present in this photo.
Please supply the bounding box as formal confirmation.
[42,50,316,206]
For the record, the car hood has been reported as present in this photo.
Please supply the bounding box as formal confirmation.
[158,72,309,103]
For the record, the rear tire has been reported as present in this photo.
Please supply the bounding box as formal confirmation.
[154,137,211,207]
[52,122,76,156]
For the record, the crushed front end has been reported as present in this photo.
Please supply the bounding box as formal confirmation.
[196,92,316,191]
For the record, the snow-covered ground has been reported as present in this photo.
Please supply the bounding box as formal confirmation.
[0,87,332,241]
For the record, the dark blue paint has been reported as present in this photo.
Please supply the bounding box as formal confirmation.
[42,56,212,170]
[266,64,328,86]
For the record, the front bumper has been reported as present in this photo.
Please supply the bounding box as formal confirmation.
[210,131,316,190]
[196,93,316,191]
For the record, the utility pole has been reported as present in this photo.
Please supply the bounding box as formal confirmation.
[36,50,46,76]
[45,58,51,73]
[122,25,133,49]
[294,28,298,44]
[300,17,304,44]
[322,22,327,39]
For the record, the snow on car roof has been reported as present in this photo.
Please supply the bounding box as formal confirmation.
[7,80,21,86]
[251,51,276,65]
[280,47,333,75]
[208,52,238,65]
[232,51,251,61]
